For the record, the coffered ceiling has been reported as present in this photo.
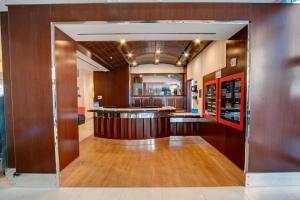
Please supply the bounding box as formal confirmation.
[79,40,212,70]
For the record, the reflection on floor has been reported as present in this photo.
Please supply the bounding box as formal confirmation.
[60,135,244,187]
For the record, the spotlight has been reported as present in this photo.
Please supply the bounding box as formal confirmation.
[132,61,137,66]
[128,53,133,58]
[120,39,126,45]
[184,52,189,57]
[177,61,182,65]
[194,39,201,44]
[156,49,161,54]
[155,59,159,63]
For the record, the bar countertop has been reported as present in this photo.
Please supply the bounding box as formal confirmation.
[88,106,176,112]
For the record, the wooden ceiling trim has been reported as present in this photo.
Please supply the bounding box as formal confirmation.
[77,43,115,71]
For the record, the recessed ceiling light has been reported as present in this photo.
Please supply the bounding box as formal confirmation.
[195,39,201,44]
[177,61,182,65]
[184,52,189,57]
[110,56,113,60]
[120,39,126,45]
[155,59,159,63]
[132,61,137,66]
[128,53,133,58]
[156,49,161,54]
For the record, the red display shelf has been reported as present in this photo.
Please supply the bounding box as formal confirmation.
[218,72,245,131]
[203,79,219,121]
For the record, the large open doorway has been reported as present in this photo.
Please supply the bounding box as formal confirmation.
[51,20,250,187]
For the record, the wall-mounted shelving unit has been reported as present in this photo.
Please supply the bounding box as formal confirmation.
[218,72,245,131]
[203,79,219,121]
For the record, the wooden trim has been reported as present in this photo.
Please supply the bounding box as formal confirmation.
[1,12,15,168]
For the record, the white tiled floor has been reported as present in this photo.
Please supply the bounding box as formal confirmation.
[1,177,300,200]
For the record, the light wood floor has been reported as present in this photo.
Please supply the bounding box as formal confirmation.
[60,136,244,187]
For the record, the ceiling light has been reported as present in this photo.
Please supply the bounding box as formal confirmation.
[132,61,137,66]
[110,56,113,60]
[128,53,133,58]
[177,61,182,65]
[155,59,159,63]
[156,49,161,54]
[184,52,189,57]
[195,39,201,44]
[120,39,126,45]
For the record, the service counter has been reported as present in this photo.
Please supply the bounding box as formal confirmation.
[89,107,176,139]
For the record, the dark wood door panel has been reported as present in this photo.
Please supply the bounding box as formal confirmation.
[55,28,79,171]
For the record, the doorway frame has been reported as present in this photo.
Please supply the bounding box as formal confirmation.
[50,20,251,186]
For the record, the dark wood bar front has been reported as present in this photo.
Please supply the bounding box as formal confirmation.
[90,107,176,140]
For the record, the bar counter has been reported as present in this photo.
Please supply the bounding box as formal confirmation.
[89,107,176,139]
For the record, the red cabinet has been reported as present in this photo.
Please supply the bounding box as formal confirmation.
[218,72,245,131]
[203,79,219,121]
[203,72,245,131]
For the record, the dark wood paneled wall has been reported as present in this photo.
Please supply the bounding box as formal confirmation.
[132,96,186,110]
[94,66,129,107]
[8,6,56,173]
[4,3,300,173]
[1,12,15,168]
[55,28,79,171]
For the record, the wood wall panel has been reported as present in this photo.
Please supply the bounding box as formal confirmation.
[1,12,15,168]
[8,6,56,173]
[94,66,129,108]
[55,28,79,171]
[5,3,300,173]
[224,126,245,170]
[248,5,300,172]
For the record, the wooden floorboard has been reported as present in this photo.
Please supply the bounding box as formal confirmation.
[60,136,244,187]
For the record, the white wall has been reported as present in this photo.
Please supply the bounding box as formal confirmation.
[130,64,184,74]
[187,41,226,114]
[77,58,94,120]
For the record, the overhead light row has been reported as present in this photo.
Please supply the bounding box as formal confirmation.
[121,39,199,66]
[194,38,201,44]
[121,39,201,44]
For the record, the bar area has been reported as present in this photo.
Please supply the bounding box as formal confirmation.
[90,107,175,139]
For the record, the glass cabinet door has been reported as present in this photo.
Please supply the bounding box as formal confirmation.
[218,72,245,131]
[203,79,218,121]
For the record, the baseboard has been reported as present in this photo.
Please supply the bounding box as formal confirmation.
[246,172,300,187]
[4,168,16,184]
[5,170,59,187]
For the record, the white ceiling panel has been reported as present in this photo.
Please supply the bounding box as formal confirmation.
[56,21,248,41]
